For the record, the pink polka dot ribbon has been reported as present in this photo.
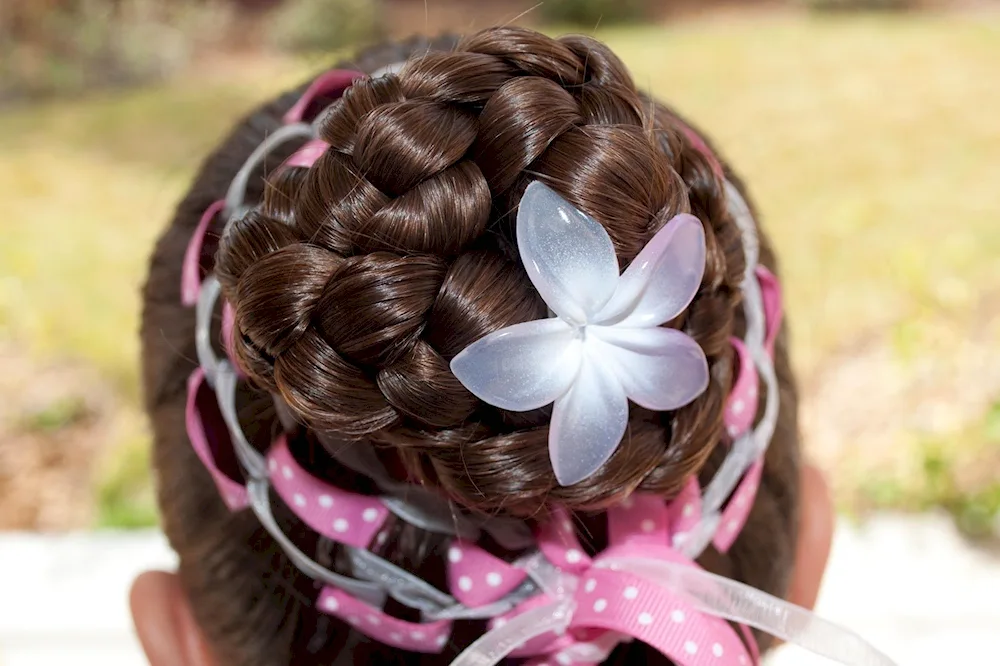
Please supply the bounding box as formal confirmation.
[283,138,329,169]
[725,338,760,440]
[667,477,705,546]
[537,508,593,575]
[678,123,725,182]
[447,540,527,608]
[567,563,751,666]
[713,459,763,554]
[714,265,785,553]
[220,301,237,368]
[313,492,773,666]
[266,436,389,549]
[181,199,224,306]
[282,70,364,125]
[316,586,453,653]
[607,492,674,548]
[184,369,249,511]
[756,266,783,357]
[458,496,757,666]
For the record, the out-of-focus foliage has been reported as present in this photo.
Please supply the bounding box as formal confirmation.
[267,0,385,53]
[0,0,236,103]
[800,0,915,11]
[538,0,649,27]
[860,400,1000,542]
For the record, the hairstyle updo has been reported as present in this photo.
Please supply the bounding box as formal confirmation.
[215,27,747,515]
[143,27,800,666]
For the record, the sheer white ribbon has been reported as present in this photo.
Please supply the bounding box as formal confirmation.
[450,555,899,666]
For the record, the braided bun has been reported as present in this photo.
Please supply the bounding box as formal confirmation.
[216,27,746,515]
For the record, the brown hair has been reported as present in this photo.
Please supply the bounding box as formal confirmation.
[142,28,800,666]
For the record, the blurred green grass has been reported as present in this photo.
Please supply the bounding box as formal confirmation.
[1,14,997,529]
[0,61,311,392]
[858,399,1000,541]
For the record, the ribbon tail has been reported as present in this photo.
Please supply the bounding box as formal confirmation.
[604,557,899,666]
[449,600,575,666]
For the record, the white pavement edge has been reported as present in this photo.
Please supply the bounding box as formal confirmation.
[1,514,997,666]
[1,531,177,666]
[768,512,1000,665]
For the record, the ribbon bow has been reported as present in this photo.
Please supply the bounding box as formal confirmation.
[449,488,755,666]
[449,488,897,666]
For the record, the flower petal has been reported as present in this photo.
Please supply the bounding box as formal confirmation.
[595,213,705,327]
[549,352,629,486]
[450,318,582,412]
[517,182,620,325]
[590,326,709,411]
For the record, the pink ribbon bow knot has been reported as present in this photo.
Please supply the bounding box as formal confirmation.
[450,493,757,666]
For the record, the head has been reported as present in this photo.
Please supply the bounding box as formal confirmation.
[138,27,825,666]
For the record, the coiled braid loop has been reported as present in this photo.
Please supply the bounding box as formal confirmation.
[216,27,746,514]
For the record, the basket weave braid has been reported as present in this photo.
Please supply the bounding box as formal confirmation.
[215,27,746,515]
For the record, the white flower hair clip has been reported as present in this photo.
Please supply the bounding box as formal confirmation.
[451,182,710,486]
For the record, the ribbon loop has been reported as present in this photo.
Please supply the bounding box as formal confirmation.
[452,549,899,666]
[450,547,753,666]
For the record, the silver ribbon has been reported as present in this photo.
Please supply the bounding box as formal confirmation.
[246,478,386,607]
[222,122,315,236]
[680,181,781,558]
